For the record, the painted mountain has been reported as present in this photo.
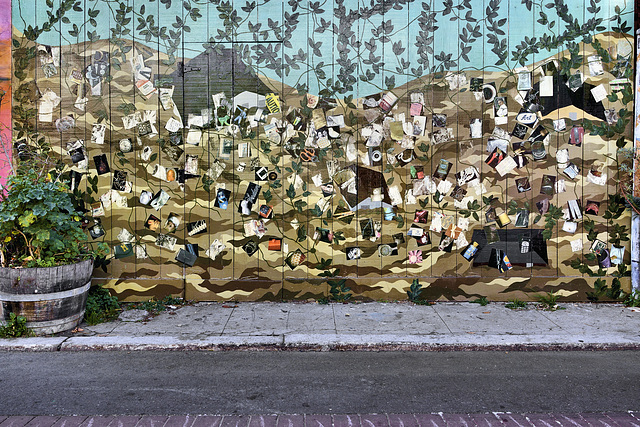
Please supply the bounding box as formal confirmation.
[169,47,271,119]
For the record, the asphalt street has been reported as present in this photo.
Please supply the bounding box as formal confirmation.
[0,351,639,416]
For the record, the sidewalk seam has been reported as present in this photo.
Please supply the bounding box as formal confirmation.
[106,323,121,335]
[219,305,235,336]
[331,304,337,334]
[431,305,453,334]
[538,310,564,331]
[285,307,291,332]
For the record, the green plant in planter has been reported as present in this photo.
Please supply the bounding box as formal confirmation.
[0,168,105,268]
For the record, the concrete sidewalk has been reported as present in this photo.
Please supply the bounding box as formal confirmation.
[2,302,640,351]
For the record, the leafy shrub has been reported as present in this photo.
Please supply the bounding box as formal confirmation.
[0,170,91,268]
[0,312,35,338]
[84,285,120,325]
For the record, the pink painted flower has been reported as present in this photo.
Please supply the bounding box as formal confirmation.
[408,250,423,264]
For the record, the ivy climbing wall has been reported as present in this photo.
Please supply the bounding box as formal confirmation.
[10,0,636,301]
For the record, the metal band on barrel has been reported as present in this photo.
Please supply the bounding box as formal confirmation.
[0,282,91,302]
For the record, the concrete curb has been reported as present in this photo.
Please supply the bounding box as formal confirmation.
[60,335,284,351]
[0,334,637,352]
[0,337,67,351]
[284,333,640,346]
[280,334,640,351]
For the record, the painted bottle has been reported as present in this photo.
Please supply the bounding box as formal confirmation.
[462,241,480,261]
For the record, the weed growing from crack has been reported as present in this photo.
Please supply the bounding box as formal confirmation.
[535,292,565,311]
[505,299,528,310]
[471,296,489,306]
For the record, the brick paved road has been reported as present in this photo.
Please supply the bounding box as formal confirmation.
[0,413,639,427]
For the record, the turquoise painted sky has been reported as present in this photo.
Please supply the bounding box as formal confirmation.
[13,0,634,95]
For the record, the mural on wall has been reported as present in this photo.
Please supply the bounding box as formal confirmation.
[0,0,10,188]
[10,0,636,301]
[635,28,640,199]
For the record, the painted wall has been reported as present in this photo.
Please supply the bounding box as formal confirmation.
[0,0,10,188]
[10,0,636,302]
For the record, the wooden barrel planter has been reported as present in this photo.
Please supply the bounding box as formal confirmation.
[0,259,93,335]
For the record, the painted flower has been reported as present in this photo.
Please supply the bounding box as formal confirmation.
[408,250,423,264]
